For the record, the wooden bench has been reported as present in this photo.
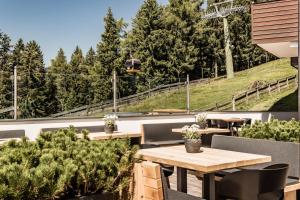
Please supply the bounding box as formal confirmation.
[141,122,231,147]
[0,129,25,139]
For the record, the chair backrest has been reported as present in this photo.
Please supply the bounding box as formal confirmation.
[0,130,25,139]
[160,167,170,200]
[219,164,288,200]
[259,164,289,194]
[141,122,195,143]
[211,135,300,178]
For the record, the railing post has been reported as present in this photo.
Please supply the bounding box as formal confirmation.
[286,77,289,86]
[268,84,271,95]
[232,96,236,111]
[215,103,219,111]
[277,80,280,92]
[246,91,249,104]
[186,74,190,114]
[256,87,260,99]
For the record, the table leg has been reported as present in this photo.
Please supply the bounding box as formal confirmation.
[177,167,187,193]
[202,173,215,200]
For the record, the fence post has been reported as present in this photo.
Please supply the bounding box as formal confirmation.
[268,84,271,95]
[246,91,249,104]
[256,87,260,99]
[186,74,190,114]
[215,103,219,111]
[286,78,289,86]
[232,96,236,111]
[277,81,280,92]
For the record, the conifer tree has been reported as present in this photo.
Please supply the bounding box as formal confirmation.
[126,0,173,91]
[93,8,122,103]
[0,31,12,118]
[47,48,68,112]
[85,47,96,67]
[19,41,47,118]
[165,0,202,80]
[66,46,89,109]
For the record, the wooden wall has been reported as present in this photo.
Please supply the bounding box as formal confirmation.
[252,0,298,44]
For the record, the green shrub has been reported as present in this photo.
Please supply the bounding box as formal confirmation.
[239,119,300,142]
[0,127,137,199]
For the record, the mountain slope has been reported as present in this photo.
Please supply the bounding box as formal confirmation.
[119,58,297,112]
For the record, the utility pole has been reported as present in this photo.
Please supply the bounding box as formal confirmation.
[186,74,190,114]
[203,0,246,79]
[113,70,117,113]
[13,65,17,120]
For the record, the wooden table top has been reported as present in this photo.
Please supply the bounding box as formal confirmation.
[78,132,142,140]
[172,128,230,134]
[137,145,271,173]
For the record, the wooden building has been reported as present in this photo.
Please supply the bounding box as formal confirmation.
[252,0,298,62]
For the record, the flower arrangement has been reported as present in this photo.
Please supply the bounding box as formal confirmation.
[195,113,208,129]
[182,124,201,140]
[103,114,118,133]
[103,114,118,127]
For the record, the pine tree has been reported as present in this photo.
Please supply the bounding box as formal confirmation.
[93,8,122,103]
[47,48,68,112]
[66,46,89,109]
[126,0,173,92]
[85,47,96,66]
[165,0,202,80]
[0,31,12,118]
[18,41,47,118]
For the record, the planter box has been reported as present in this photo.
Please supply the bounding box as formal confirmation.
[211,135,300,178]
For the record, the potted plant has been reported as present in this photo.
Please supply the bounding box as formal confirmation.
[195,113,208,129]
[103,114,118,134]
[182,124,202,153]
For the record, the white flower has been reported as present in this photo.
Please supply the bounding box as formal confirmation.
[195,113,207,123]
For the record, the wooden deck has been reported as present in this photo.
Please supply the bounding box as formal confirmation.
[169,168,203,198]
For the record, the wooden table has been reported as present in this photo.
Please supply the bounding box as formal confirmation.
[208,118,246,135]
[78,132,141,140]
[172,128,230,135]
[137,145,271,200]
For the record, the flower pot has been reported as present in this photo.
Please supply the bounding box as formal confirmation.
[104,126,115,134]
[185,138,202,153]
[198,122,207,129]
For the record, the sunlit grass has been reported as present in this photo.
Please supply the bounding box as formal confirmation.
[120,58,297,112]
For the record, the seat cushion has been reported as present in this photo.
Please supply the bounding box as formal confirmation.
[215,168,241,177]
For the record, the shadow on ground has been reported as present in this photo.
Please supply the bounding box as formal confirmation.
[269,89,298,111]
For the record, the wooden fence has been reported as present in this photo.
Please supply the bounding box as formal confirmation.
[205,75,297,111]
[51,76,226,117]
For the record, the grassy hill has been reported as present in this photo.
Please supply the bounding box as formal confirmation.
[237,88,298,111]
[119,58,297,112]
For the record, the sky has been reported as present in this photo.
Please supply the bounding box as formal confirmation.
[0,0,168,66]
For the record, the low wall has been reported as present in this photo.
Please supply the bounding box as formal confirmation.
[0,111,297,140]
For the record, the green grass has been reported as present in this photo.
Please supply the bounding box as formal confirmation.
[119,58,297,112]
[236,87,298,111]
